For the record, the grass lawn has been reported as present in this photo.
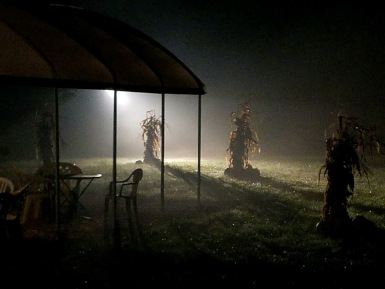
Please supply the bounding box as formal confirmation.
[1,155,385,288]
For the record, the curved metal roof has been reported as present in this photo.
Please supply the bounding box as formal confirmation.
[0,2,205,95]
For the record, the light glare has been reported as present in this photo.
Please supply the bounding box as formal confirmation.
[106,90,129,106]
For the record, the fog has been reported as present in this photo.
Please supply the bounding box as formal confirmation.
[2,2,385,163]
[58,90,201,160]
[3,85,384,163]
[5,72,385,166]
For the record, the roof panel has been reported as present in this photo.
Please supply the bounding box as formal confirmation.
[0,3,205,95]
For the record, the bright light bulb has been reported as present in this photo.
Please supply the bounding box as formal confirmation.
[106,90,129,106]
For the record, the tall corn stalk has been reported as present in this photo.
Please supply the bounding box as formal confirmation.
[140,110,162,164]
[317,113,381,235]
[225,100,261,179]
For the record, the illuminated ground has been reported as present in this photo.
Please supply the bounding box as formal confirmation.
[2,156,385,288]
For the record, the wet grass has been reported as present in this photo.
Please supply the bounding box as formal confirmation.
[2,155,385,288]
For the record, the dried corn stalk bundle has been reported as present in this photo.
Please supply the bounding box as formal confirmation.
[225,100,261,180]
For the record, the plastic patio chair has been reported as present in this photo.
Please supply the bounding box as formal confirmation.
[36,161,82,191]
[0,177,14,194]
[36,161,82,179]
[0,177,29,239]
[104,168,143,239]
[35,162,83,217]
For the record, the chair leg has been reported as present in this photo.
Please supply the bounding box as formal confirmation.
[103,196,110,240]
[6,219,22,240]
[0,221,6,240]
[125,198,136,243]
[132,197,144,245]
[133,197,138,220]
[104,196,111,221]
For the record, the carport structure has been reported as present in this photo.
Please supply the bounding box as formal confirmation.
[0,2,205,234]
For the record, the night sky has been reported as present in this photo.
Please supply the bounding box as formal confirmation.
[2,1,385,160]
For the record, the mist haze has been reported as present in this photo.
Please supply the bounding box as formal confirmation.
[2,1,385,163]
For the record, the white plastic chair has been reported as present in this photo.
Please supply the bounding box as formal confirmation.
[104,168,143,240]
[0,177,29,239]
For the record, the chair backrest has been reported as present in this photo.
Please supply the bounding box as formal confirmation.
[131,168,143,184]
[119,168,143,197]
[0,177,14,194]
[35,162,83,195]
[0,177,23,223]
